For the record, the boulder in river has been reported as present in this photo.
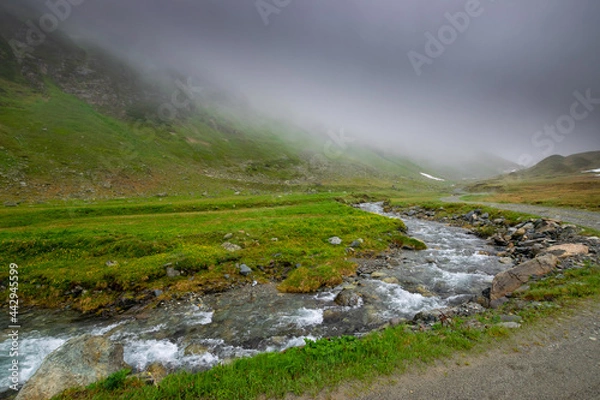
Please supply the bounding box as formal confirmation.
[490,254,558,300]
[334,288,362,307]
[16,334,128,400]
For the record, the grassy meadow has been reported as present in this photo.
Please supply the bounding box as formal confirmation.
[1,183,598,400]
[0,192,429,313]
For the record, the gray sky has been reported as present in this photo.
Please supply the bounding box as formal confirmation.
[30,0,600,164]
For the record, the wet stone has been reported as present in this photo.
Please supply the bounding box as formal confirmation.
[239,264,252,276]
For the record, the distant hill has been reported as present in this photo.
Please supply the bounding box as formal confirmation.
[464,151,600,210]
[513,152,600,179]
[467,150,600,191]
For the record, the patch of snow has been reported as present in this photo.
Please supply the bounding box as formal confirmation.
[582,168,600,175]
[420,172,445,181]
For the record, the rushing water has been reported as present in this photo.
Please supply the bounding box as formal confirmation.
[0,202,507,393]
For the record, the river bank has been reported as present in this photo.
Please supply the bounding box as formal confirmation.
[5,200,600,399]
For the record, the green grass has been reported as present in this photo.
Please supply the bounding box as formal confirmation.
[517,262,600,303]
[0,193,416,312]
[55,264,600,400]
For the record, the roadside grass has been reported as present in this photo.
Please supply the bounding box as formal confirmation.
[56,264,600,400]
[464,175,600,211]
[0,193,416,312]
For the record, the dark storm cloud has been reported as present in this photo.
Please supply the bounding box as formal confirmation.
[24,0,600,164]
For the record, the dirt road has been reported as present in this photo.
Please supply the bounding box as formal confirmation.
[299,300,600,400]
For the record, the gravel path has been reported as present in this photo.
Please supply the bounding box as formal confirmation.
[440,196,600,231]
[292,299,600,400]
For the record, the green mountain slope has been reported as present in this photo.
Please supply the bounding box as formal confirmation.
[0,72,439,200]
[0,3,448,201]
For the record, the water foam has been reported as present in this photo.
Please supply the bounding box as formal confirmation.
[0,336,67,392]
[89,320,130,336]
[375,281,444,318]
[278,307,323,328]
[187,310,214,326]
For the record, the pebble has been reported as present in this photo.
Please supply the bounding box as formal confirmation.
[328,236,342,245]
[239,264,252,276]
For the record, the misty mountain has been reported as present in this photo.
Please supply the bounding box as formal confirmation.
[0,3,436,200]
[0,1,563,201]
[417,153,520,181]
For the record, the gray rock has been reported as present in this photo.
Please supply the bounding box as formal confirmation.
[153,289,163,297]
[16,335,127,400]
[222,242,242,252]
[413,310,440,324]
[449,302,486,317]
[334,289,362,307]
[166,267,181,278]
[239,264,252,276]
[371,271,387,279]
[350,239,363,248]
[223,233,233,240]
[512,227,527,239]
[499,257,513,264]
[323,309,343,323]
[105,260,118,267]
[328,236,342,245]
[4,201,18,207]
[490,297,510,309]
